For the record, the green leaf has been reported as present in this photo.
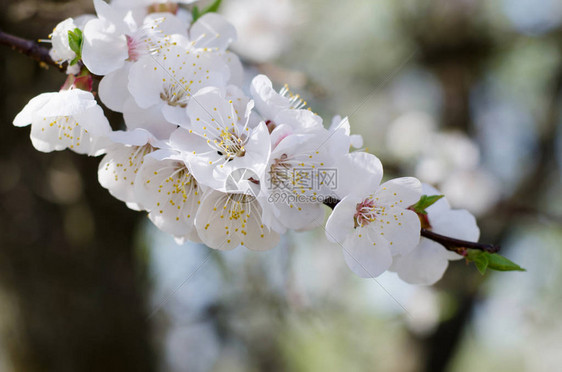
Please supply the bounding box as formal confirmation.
[69,56,80,66]
[192,6,201,21]
[466,250,525,275]
[192,0,222,21]
[487,253,526,272]
[203,0,222,13]
[467,250,489,275]
[68,28,83,59]
[412,194,444,215]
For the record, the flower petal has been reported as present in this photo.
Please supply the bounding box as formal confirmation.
[342,232,392,278]
[325,196,358,245]
[393,239,450,285]
[135,151,203,240]
[190,13,237,51]
[334,152,383,199]
[375,177,422,208]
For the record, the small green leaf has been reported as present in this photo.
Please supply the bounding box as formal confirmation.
[68,28,83,58]
[203,0,222,13]
[466,250,525,275]
[192,6,201,21]
[487,253,526,272]
[192,0,222,21]
[467,250,489,275]
[69,56,80,66]
[412,194,444,215]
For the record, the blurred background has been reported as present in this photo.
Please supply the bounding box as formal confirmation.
[1,0,562,371]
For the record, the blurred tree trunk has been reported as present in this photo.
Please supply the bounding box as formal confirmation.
[399,3,494,371]
[0,1,156,371]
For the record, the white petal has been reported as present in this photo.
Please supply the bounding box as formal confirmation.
[240,121,271,170]
[135,151,202,240]
[325,196,358,245]
[34,90,97,117]
[127,55,169,108]
[250,74,290,120]
[432,209,480,242]
[98,143,154,206]
[335,152,383,199]
[223,52,243,86]
[29,115,97,154]
[108,128,151,146]
[375,177,422,208]
[185,86,236,134]
[93,0,130,26]
[195,191,238,250]
[98,66,131,112]
[13,93,56,127]
[82,18,129,75]
[369,207,421,256]
[393,239,450,285]
[144,12,188,37]
[161,103,189,126]
[342,232,392,278]
[274,201,325,231]
[123,99,177,139]
[190,13,236,51]
[169,127,211,155]
[273,109,323,133]
[225,85,251,118]
[195,191,279,251]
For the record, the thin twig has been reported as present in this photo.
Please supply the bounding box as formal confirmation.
[0,30,64,71]
[420,228,500,253]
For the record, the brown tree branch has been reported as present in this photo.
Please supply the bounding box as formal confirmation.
[420,228,500,253]
[0,29,64,71]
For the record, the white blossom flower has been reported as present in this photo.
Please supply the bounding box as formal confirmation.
[391,184,480,285]
[259,124,350,233]
[135,149,204,243]
[13,89,111,155]
[98,129,160,210]
[195,190,280,251]
[171,87,270,191]
[49,16,95,74]
[82,0,188,76]
[127,44,230,125]
[250,74,323,133]
[325,152,422,278]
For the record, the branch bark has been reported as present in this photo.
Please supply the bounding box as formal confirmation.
[0,30,63,71]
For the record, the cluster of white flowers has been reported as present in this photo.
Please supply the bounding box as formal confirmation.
[12,0,481,285]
